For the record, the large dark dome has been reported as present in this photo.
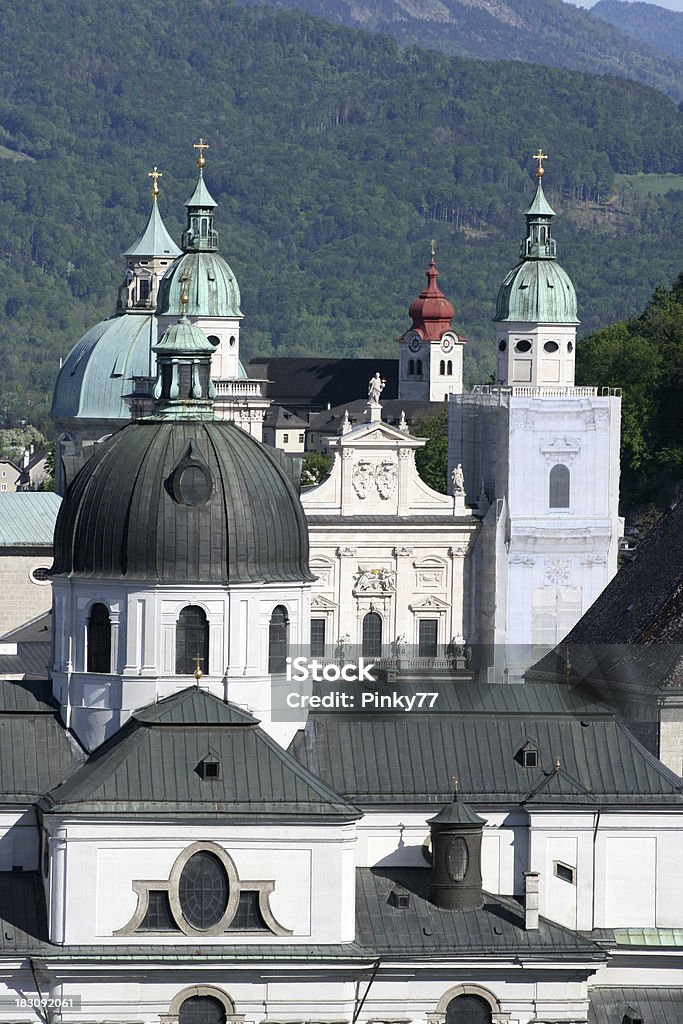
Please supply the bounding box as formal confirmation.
[53,421,313,584]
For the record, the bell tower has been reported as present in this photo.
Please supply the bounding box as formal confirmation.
[399,245,465,401]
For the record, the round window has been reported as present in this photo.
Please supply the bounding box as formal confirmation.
[229,336,236,347]
[446,836,469,882]
[498,340,506,352]
[179,851,229,930]
[514,340,532,353]
[207,335,220,347]
[29,566,51,585]
[172,464,213,506]
[544,341,559,353]
[568,341,574,352]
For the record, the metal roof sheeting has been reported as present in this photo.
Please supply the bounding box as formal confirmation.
[41,688,360,819]
[589,987,683,1024]
[0,493,61,546]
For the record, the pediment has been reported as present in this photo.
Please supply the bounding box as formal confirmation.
[311,593,337,611]
[409,595,450,612]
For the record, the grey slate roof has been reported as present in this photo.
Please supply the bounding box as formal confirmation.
[264,405,309,430]
[356,868,604,960]
[52,420,314,584]
[308,398,445,436]
[0,873,48,951]
[246,358,398,412]
[0,611,51,678]
[0,680,84,802]
[289,681,683,806]
[40,688,360,820]
[589,987,683,1024]
[123,201,182,258]
[0,492,61,546]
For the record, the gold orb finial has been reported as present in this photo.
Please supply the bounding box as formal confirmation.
[148,165,162,201]
[193,654,204,685]
[194,137,209,169]
[533,148,548,178]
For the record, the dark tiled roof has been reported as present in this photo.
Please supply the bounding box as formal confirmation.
[289,682,683,806]
[0,681,84,802]
[589,987,683,1024]
[357,868,604,959]
[40,688,360,819]
[308,398,442,434]
[563,501,683,647]
[264,405,309,430]
[246,358,398,409]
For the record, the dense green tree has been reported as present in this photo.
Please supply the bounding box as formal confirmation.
[413,410,449,494]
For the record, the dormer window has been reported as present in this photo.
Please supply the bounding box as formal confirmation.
[198,758,221,780]
[523,749,538,768]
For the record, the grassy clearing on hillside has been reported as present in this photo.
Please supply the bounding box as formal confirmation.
[616,173,683,197]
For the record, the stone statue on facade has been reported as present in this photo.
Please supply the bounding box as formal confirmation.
[451,463,465,495]
[368,372,386,404]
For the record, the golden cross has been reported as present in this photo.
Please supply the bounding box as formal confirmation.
[430,238,436,259]
[532,148,548,178]
[193,654,204,685]
[148,165,162,200]
[194,137,209,168]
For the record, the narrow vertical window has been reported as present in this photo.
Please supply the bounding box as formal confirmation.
[418,619,438,657]
[362,612,382,658]
[549,464,570,508]
[176,606,209,675]
[447,359,453,375]
[87,603,111,673]
[408,359,415,375]
[310,618,326,658]
[416,359,423,376]
[269,605,289,674]
[440,360,445,375]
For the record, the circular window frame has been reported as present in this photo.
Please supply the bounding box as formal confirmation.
[168,843,240,937]
[29,565,51,586]
[171,460,214,507]
[514,339,532,353]
[543,341,560,353]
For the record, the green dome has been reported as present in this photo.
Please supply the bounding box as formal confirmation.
[156,251,242,318]
[495,259,578,324]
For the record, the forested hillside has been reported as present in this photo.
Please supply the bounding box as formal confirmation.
[577,273,683,509]
[591,0,683,62]
[0,0,681,432]
[239,0,683,99]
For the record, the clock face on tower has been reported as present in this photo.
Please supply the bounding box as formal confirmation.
[441,335,454,353]
[408,335,422,353]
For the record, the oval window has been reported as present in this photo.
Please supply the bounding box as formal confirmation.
[179,851,229,930]
[514,340,532,353]
[446,836,469,882]
[498,340,506,352]
[30,565,51,585]
[175,464,213,506]
[544,341,559,353]
[568,341,574,352]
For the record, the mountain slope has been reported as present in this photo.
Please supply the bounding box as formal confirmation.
[238,0,683,100]
[591,0,683,63]
[0,0,681,431]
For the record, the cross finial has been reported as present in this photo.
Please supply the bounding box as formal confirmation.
[194,137,209,169]
[148,165,162,201]
[451,775,460,797]
[533,148,548,178]
[193,654,204,685]
[430,238,436,260]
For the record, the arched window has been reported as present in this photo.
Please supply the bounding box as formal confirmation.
[176,606,209,675]
[87,603,111,673]
[549,464,570,508]
[269,605,289,674]
[440,359,445,375]
[416,359,423,376]
[362,612,382,658]
[408,359,415,375]
[179,996,227,1024]
[447,359,453,375]
[446,995,492,1024]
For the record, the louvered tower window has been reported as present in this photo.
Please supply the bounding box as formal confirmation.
[268,605,289,674]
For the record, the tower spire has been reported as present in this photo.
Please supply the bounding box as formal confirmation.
[148,165,162,202]
[182,139,219,251]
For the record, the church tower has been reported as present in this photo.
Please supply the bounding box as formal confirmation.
[494,150,578,387]
[398,247,465,401]
[51,169,182,494]
[449,153,622,679]
[155,141,269,434]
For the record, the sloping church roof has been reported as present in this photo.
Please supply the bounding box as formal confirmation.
[39,688,360,820]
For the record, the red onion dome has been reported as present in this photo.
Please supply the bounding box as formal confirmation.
[407,258,455,340]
